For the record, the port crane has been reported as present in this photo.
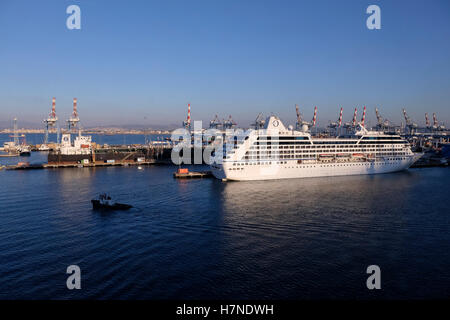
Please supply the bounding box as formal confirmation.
[43,97,60,145]
[253,113,265,129]
[312,106,318,128]
[5,118,29,154]
[374,107,396,131]
[402,108,418,135]
[223,115,237,130]
[328,107,343,128]
[432,113,446,131]
[327,107,343,136]
[342,108,358,133]
[209,115,222,130]
[12,117,19,147]
[294,105,317,132]
[182,103,191,131]
[295,104,310,131]
[425,113,432,130]
[67,98,80,131]
[359,106,367,127]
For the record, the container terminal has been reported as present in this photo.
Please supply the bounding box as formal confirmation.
[1,100,449,171]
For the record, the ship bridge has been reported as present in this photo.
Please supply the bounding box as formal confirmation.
[262,115,311,138]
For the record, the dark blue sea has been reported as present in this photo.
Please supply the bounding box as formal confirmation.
[0,134,449,299]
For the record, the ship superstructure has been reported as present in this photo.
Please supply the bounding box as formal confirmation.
[48,132,157,165]
[60,133,92,155]
[210,115,422,181]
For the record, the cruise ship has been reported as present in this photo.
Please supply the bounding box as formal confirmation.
[210,115,422,181]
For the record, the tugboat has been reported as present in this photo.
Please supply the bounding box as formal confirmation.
[91,194,132,211]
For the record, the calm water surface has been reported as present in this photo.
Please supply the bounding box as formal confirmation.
[0,139,449,299]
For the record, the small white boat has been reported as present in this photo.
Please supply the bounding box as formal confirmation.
[19,145,31,156]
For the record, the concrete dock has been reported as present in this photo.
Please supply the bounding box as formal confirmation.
[4,160,159,170]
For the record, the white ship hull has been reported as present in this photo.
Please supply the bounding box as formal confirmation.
[211,156,420,181]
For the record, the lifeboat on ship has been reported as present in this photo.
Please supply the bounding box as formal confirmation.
[352,153,365,158]
[319,154,334,158]
[319,154,334,162]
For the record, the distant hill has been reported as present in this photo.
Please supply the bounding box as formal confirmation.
[84,123,179,131]
[0,120,42,130]
[0,119,179,131]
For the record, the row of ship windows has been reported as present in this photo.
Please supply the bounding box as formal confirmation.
[243,155,407,159]
[227,137,404,145]
[249,145,403,149]
[227,151,406,158]
[228,160,408,170]
[247,148,403,154]
[246,150,408,155]
[231,157,408,166]
[278,151,407,154]
[243,149,404,155]
[255,139,403,143]
[231,161,286,167]
[256,136,402,141]
[244,152,409,157]
[223,146,408,155]
[253,142,406,146]
[244,155,409,160]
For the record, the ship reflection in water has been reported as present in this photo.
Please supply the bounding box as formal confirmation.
[0,165,449,299]
[217,173,426,299]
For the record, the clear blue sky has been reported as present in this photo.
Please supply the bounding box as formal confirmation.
[0,0,449,128]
